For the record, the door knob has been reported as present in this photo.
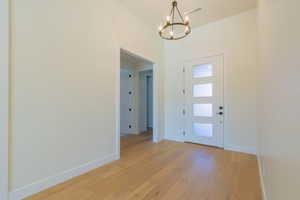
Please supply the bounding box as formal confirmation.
[217,112,223,115]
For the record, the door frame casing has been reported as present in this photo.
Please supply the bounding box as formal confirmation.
[0,0,10,199]
[182,54,225,148]
[116,48,159,159]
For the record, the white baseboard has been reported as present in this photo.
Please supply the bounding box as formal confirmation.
[10,154,117,200]
[164,136,183,143]
[224,145,257,155]
[165,137,256,155]
[257,156,268,200]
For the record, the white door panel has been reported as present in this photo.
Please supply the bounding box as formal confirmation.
[120,69,133,134]
[184,55,224,147]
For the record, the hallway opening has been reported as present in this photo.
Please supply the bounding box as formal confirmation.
[119,49,156,156]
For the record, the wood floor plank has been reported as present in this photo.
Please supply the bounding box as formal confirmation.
[25,132,262,200]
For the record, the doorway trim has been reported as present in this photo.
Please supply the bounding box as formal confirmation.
[116,48,159,159]
[0,0,10,199]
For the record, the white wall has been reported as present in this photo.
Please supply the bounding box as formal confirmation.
[130,66,142,134]
[164,10,258,154]
[10,0,165,199]
[0,0,9,199]
[257,0,300,199]
[120,65,143,135]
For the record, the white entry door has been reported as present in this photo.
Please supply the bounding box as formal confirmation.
[184,55,224,148]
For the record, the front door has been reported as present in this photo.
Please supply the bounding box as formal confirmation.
[184,55,224,147]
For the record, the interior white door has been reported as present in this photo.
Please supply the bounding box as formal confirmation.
[120,69,132,135]
[184,55,224,147]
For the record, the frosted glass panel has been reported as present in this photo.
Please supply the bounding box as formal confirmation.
[192,64,213,78]
[193,83,213,97]
[193,104,213,117]
[193,123,213,137]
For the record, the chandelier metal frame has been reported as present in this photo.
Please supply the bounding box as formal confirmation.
[158,1,191,40]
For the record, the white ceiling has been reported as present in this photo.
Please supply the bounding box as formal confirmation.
[119,0,257,28]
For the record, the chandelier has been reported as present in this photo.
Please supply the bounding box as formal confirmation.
[158,1,191,40]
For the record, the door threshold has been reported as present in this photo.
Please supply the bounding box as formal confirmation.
[184,142,224,150]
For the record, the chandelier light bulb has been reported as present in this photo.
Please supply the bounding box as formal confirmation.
[184,16,190,24]
[158,1,198,40]
[185,26,189,33]
[166,16,171,22]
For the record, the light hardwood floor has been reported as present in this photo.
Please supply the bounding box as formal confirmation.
[25,132,262,200]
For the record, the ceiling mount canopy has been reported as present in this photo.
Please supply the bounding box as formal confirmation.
[158,0,198,40]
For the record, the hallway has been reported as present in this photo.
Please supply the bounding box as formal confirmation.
[121,130,153,151]
[25,133,261,200]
